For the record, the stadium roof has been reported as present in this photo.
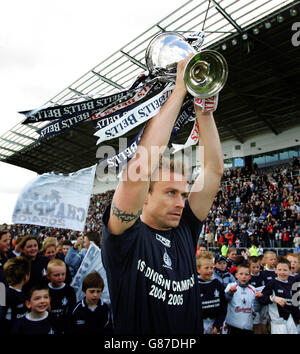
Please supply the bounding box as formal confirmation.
[0,0,299,174]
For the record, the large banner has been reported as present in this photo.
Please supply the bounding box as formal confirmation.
[19,90,135,124]
[70,242,110,305]
[94,83,174,144]
[12,165,96,231]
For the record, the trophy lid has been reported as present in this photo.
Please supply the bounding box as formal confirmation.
[145,32,196,74]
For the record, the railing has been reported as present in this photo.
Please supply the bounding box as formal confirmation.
[208,246,296,256]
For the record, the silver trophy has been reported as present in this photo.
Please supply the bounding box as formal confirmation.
[145,31,228,98]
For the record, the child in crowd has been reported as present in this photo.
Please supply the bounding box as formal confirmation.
[226,248,237,274]
[196,252,227,334]
[55,240,65,260]
[42,242,57,261]
[257,255,264,269]
[285,253,299,276]
[262,251,277,284]
[196,243,207,257]
[19,236,49,294]
[69,271,112,334]
[61,240,73,260]
[11,284,57,334]
[224,264,262,334]
[248,256,267,334]
[213,255,235,288]
[46,259,77,334]
[259,257,300,334]
[1,256,31,333]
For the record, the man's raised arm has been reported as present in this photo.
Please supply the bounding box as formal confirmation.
[188,98,224,221]
[108,55,193,235]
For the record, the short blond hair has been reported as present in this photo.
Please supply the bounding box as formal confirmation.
[47,258,66,275]
[196,251,214,268]
[149,157,187,193]
[41,238,57,253]
[263,250,276,262]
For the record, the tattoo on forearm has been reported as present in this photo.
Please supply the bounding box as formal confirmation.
[111,203,142,223]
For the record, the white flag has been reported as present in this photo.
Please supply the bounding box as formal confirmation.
[71,242,111,305]
[12,165,96,231]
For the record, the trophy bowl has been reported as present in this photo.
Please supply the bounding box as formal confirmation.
[145,31,228,97]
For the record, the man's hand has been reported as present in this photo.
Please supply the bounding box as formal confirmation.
[174,53,194,94]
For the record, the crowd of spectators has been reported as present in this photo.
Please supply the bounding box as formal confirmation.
[2,157,300,253]
[1,156,299,335]
[201,157,300,251]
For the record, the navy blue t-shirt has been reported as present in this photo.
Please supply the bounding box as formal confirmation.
[101,200,203,335]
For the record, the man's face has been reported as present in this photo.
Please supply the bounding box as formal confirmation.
[0,232,11,253]
[144,171,188,230]
[83,236,90,249]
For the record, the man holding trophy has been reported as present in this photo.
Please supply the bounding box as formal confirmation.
[101,31,226,334]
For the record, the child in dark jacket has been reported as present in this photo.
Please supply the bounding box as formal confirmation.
[213,255,235,288]
[1,256,31,333]
[46,259,77,334]
[69,271,112,334]
[197,252,227,334]
[258,257,300,334]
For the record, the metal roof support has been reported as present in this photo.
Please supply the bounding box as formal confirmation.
[248,33,298,100]
[156,24,165,32]
[67,88,94,100]
[227,85,279,136]
[220,123,244,144]
[91,71,124,90]
[211,0,243,34]
[202,0,211,31]
[120,51,147,70]
[12,132,36,141]
[0,138,27,148]
[26,124,40,131]
[0,146,18,153]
